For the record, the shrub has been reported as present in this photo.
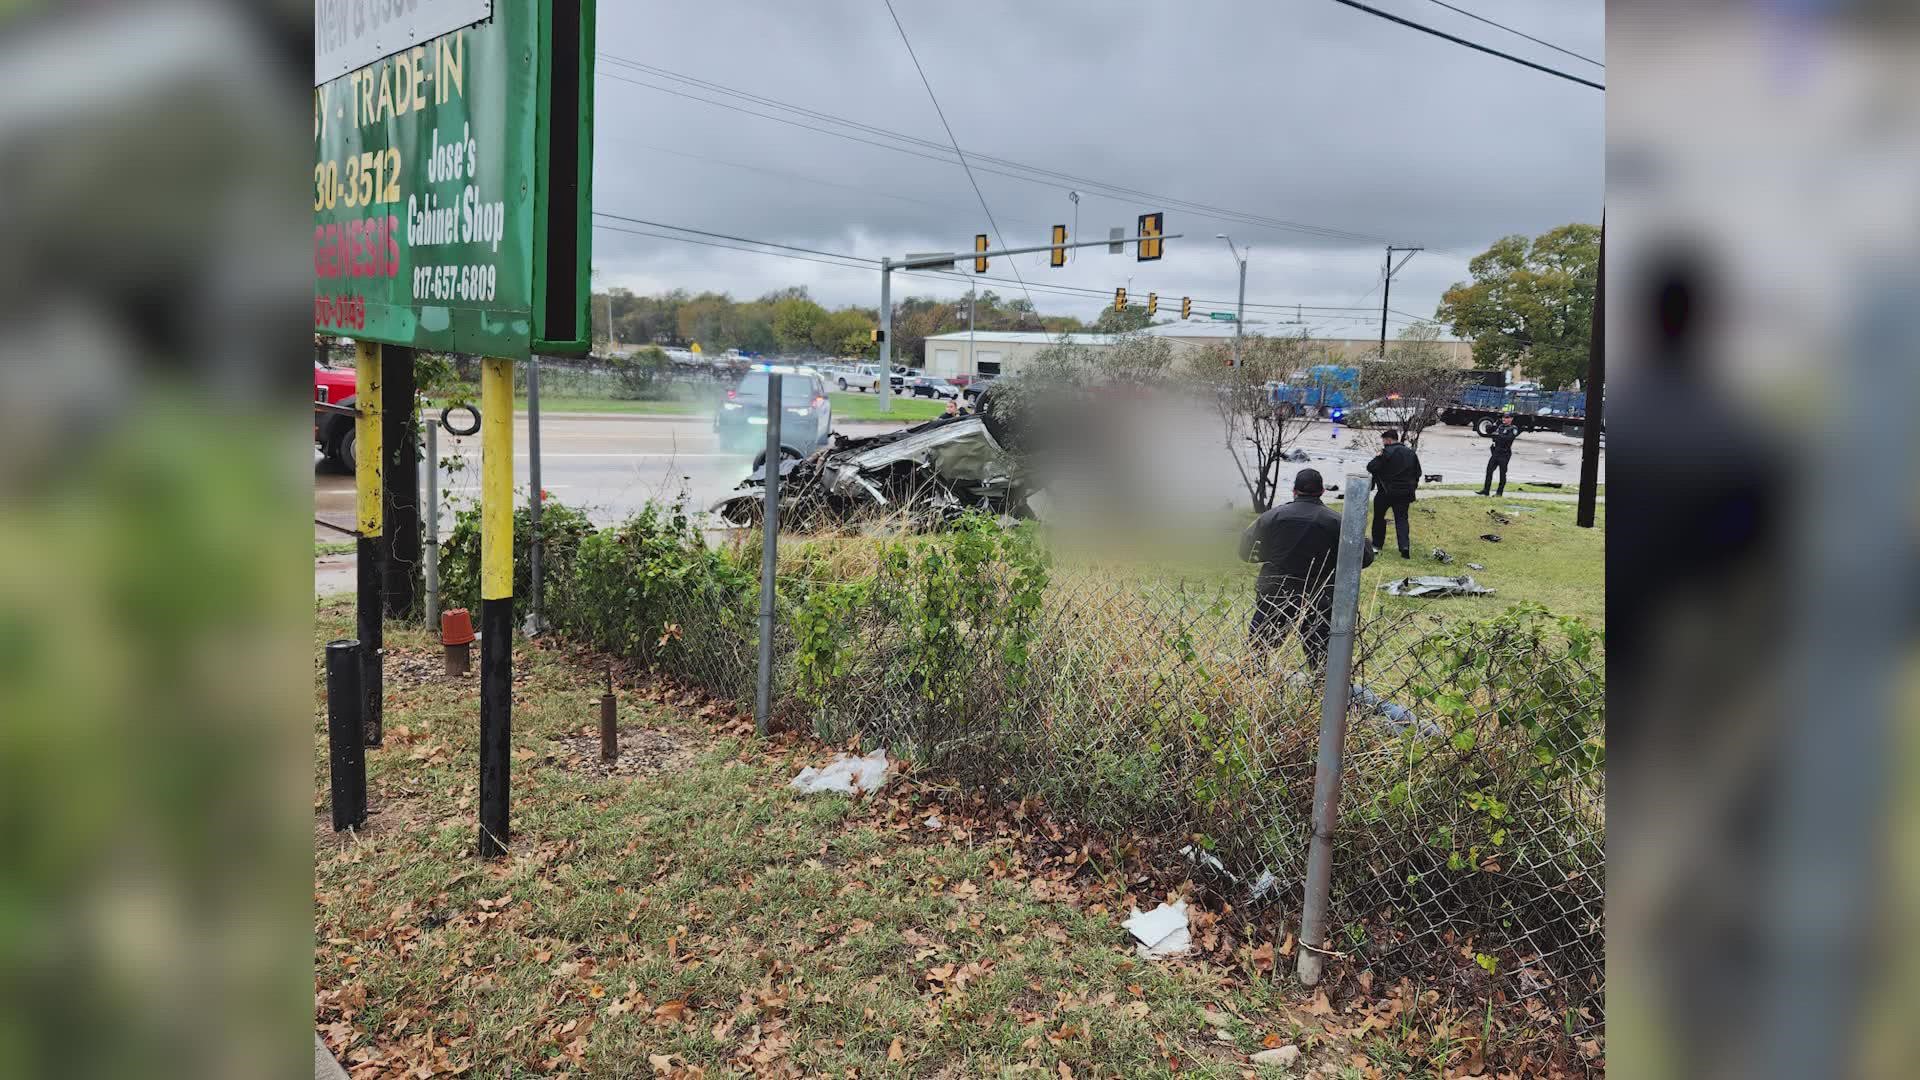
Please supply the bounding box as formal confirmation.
[609,347,669,400]
[436,497,594,615]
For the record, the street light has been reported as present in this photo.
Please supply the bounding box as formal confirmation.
[1217,234,1248,367]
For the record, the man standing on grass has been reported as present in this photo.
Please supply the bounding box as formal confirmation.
[1479,407,1520,497]
[1240,468,1373,668]
[1367,429,1422,559]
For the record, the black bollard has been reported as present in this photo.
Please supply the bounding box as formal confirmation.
[600,665,618,762]
[326,639,368,831]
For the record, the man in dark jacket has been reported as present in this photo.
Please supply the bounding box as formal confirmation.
[1478,409,1520,496]
[1366,429,1422,558]
[1240,468,1373,667]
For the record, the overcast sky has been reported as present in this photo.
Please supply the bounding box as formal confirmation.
[590,0,1603,339]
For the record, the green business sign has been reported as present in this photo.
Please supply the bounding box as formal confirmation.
[313,0,594,359]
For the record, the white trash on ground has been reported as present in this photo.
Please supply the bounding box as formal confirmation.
[1123,900,1191,958]
[789,749,892,795]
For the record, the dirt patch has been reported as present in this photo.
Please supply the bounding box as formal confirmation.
[313,790,437,851]
[385,647,476,689]
[544,724,696,778]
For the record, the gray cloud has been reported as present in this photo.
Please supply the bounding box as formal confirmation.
[590,0,1603,336]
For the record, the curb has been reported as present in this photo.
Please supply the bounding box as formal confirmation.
[315,1033,349,1080]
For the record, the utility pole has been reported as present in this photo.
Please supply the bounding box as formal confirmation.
[878,256,893,414]
[1217,235,1249,367]
[1235,252,1248,366]
[1381,246,1423,357]
[1577,216,1605,528]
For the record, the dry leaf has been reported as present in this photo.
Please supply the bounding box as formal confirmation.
[887,1037,904,1063]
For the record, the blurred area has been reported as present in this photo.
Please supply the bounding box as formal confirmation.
[1608,2,1919,1078]
[0,2,311,1079]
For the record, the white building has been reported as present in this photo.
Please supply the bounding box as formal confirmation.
[920,331,1116,379]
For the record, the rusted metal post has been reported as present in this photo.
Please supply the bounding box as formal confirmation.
[1298,473,1372,986]
[599,665,618,762]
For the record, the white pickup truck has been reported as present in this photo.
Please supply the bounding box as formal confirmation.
[834,364,909,393]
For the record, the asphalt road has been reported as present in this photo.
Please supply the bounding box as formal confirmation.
[316,409,1602,594]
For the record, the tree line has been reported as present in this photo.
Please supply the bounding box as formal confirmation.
[591,285,1091,363]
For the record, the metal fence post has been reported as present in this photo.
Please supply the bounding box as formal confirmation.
[424,416,440,631]
[754,371,783,737]
[1298,472,1372,986]
[326,639,367,831]
[527,356,544,634]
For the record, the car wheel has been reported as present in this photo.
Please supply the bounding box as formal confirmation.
[330,426,357,473]
[750,445,806,472]
[838,379,848,391]
[1474,417,1497,437]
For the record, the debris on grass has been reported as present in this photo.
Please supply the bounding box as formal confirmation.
[1479,533,1503,543]
[1430,547,1453,564]
[1382,575,1495,598]
[789,748,892,795]
[1123,900,1191,959]
[1466,562,1485,571]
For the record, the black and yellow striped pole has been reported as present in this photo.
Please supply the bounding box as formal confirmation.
[477,356,515,858]
[354,341,385,748]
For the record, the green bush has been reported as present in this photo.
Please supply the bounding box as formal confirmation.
[608,347,669,400]
[436,497,595,615]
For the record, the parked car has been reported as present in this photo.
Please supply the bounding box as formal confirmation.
[904,376,959,400]
[961,375,997,404]
[315,362,358,472]
[715,367,833,453]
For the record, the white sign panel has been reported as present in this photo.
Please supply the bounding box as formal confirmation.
[315,0,494,85]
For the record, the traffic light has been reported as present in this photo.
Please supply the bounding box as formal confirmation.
[974,233,989,273]
[1147,293,1158,317]
[1114,287,1127,312]
[1182,296,1192,320]
[1136,211,1164,261]
[1050,224,1067,268]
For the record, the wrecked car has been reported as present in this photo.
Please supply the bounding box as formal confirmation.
[712,411,1031,530]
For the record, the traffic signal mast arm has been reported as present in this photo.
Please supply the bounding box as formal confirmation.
[894,232,1184,270]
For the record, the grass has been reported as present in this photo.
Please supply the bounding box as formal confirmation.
[828,391,948,422]
[311,608,1417,1077]
[1338,492,1604,627]
[316,540,355,558]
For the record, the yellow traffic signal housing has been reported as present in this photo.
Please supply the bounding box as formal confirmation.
[1136,212,1164,261]
[1182,296,1192,319]
[974,233,989,273]
[1147,293,1158,316]
[1114,287,1127,312]
[1050,225,1067,268]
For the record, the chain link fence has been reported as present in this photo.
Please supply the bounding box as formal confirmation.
[438,506,1604,1034]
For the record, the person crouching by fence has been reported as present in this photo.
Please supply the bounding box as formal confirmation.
[1241,468,1373,668]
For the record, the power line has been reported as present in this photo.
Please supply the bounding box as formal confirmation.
[1423,0,1604,69]
[1325,0,1604,91]
[595,54,1398,248]
[878,0,1037,315]
[592,210,1433,318]
[591,211,880,265]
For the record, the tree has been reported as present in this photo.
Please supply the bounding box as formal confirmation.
[811,309,874,359]
[1205,333,1318,513]
[1436,223,1599,389]
[1359,323,1468,451]
[771,297,827,353]
[1091,304,1154,334]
